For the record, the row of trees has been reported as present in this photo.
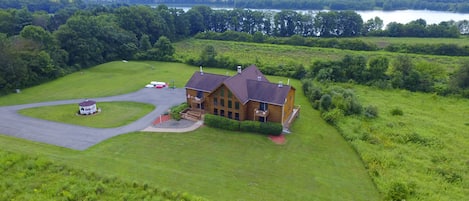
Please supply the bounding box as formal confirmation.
[1,3,468,95]
[305,54,469,97]
[149,0,469,13]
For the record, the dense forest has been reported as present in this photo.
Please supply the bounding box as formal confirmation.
[1,2,469,98]
[84,0,469,13]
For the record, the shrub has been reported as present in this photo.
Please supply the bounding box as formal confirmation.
[364,105,378,118]
[206,115,283,136]
[239,120,260,133]
[386,181,415,201]
[204,114,239,131]
[259,122,283,136]
[390,108,404,116]
[321,108,344,124]
[170,103,188,121]
[319,94,332,111]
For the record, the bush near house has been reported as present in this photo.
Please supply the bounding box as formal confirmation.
[204,114,283,136]
[204,114,239,131]
[170,103,188,121]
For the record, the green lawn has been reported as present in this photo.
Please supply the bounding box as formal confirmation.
[0,61,197,106]
[18,102,155,128]
[0,61,380,200]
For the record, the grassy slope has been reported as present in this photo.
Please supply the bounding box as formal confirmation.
[0,61,379,200]
[18,102,155,128]
[337,85,469,200]
[0,150,203,201]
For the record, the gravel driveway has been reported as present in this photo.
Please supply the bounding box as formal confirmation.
[0,88,186,150]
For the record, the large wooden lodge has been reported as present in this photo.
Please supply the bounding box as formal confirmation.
[184,65,299,129]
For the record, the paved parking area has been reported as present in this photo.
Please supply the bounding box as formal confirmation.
[0,88,186,150]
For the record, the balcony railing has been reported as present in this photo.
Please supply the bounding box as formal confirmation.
[254,108,269,117]
[191,96,204,104]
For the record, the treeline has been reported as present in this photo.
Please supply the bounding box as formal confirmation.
[0,0,85,13]
[304,54,469,97]
[0,3,467,95]
[148,0,469,13]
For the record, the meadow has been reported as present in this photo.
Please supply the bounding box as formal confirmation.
[19,102,155,128]
[174,39,465,72]
[0,61,379,200]
[336,84,469,200]
[360,36,469,48]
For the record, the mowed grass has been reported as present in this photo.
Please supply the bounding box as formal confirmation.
[0,61,196,106]
[336,84,469,200]
[18,102,155,128]
[0,61,380,200]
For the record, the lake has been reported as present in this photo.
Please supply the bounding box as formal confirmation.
[162,5,469,26]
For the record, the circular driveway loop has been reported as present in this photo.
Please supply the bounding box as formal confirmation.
[0,88,186,150]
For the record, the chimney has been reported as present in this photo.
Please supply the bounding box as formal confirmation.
[257,76,261,81]
[278,81,283,88]
[199,66,204,75]
[237,65,242,74]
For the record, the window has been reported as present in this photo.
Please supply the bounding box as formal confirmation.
[196,91,203,98]
[220,110,225,117]
[235,102,240,110]
[213,97,218,106]
[228,100,232,108]
[220,88,224,96]
[228,111,232,119]
[220,98,225,107]
[235,113,239,120]
[214,108,218,115]
[259,102,268,111]
[228,91,232,98]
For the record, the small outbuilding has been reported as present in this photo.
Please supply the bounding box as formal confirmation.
[78,100,97,115]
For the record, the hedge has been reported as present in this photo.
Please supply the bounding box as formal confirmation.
[204,114,283,136]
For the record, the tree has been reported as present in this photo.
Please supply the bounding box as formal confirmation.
[363,17,384,35]
[185,9,205,35]
[153,36,175,61]
[366,56,389,81]
[199,45,217,67]
[13,7,33,35]
[450,60,469,90]
[139,34,151,51]
[0,10,15,35]
[20,25,55,50]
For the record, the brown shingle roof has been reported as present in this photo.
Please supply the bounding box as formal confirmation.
[246,80,291,105]
[224,65,269,104]
[185,71,229,92]
[185,65,293,106]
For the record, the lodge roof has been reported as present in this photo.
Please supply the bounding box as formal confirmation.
[185,65,294,106]
[185,72,229,92]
